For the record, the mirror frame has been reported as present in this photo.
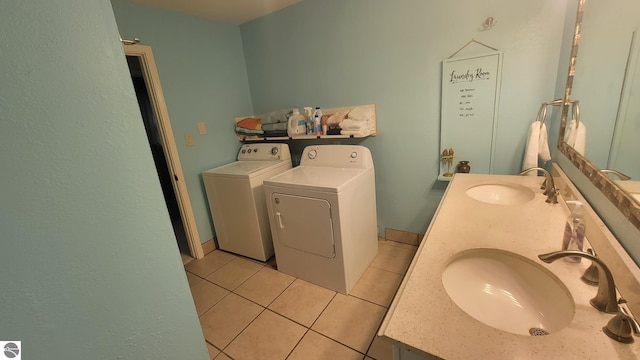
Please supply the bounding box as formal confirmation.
[559,0,640,230]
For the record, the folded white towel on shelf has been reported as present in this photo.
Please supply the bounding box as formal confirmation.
[339,118,371,131]
[564,119,586,155]
[340,129,375,137]
[347,106,374,122]
[522,121,550,175]
[326,111,348,126]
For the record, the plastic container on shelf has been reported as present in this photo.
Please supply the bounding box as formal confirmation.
[287,108,306,137]
[562,200,586,262]
[313,107,322,135]
[304,107,314,135]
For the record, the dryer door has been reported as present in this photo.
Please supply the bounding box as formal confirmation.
[271,193,335,258]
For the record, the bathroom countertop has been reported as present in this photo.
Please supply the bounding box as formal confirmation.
[379,173,640,359]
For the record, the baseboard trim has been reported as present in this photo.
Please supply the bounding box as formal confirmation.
[201,238,216,255]
[384,228,422,246]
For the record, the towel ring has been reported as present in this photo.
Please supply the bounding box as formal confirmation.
[572,101,580,125]
[536,102,548,128]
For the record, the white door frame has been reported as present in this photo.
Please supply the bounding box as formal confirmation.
[124,44,204,259]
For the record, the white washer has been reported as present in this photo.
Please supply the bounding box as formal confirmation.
[263,145,378,294]
[203,143,291,261]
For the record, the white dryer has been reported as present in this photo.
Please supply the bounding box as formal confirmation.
[203,143,291,261]
[263,145,378,294]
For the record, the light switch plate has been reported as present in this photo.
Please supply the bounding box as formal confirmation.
[197,121,207,135]
[185,133,194,147]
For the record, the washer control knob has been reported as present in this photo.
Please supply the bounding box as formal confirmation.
[308,149,317,159]
[350,152,358,159]
[271,146,279,156]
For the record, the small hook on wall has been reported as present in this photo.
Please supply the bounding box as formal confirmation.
[482,17,497,30]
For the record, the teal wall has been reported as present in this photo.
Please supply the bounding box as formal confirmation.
[0,1,208,359]
[111,0,254,243]
[109,0,570,240]
[241,0,570,234]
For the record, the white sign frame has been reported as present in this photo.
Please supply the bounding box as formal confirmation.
[440,51,503,176]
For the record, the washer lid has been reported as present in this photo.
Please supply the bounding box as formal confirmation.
[264,166,371,193]
[203,160,288,178]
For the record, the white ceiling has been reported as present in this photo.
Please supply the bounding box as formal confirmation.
[131,0,303,24]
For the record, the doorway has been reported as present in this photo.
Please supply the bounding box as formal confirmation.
[123,45,204,260]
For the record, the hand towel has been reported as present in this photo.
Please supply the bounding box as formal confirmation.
[563,119,586,155]
[564,119,577,146]
[538,123,551,162]
[573,121,586,155]
[522,121,540,175]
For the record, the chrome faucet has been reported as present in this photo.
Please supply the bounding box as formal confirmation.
[538,250,618,313]
[601,169,632,181]
[518,167,559,204]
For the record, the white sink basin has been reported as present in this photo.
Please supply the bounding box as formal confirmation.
[465,183,535,205]
[615,180,640,203]
[442,248,574,336]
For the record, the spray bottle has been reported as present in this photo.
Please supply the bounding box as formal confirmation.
[313,107,322,135]
[304,107,314,135]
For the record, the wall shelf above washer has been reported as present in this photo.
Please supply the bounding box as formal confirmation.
[234,104,377,142]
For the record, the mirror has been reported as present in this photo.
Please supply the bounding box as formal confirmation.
[558,0,640,235]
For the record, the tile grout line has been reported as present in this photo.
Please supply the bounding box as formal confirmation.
[304,292,380,358]
[306,291,338,330]
[284,327,311,360]
[220,306,269,357]
[296,328,369,359]
[190,248,410,360]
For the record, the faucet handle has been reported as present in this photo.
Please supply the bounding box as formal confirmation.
[581,248,599,286]
[603,298,640,343]
[544,187,559,204]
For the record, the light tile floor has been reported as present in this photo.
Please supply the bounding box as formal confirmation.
[184,239,417,360]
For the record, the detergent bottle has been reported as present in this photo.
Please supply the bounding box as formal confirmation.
[287,108,306,137]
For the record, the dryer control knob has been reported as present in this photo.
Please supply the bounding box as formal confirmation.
[350,152,358,159]
[308,149,317,159]
[271,147,279,155]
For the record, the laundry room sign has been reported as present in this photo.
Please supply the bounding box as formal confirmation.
[440,51,503,176]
